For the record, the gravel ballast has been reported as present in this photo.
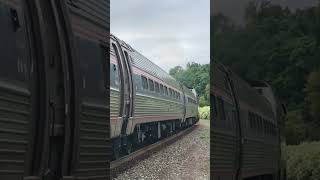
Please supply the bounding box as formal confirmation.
[113,120,210,180]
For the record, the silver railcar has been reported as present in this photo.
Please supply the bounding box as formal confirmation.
[110,35,199,158]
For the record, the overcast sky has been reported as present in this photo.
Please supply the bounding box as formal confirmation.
[111,0,210,72]
[212,0,318,25]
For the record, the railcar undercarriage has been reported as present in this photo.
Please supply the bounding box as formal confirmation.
[112,117,197,160]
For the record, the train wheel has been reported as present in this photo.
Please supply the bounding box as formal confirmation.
[126,142,133,155]
[113,149,120,160]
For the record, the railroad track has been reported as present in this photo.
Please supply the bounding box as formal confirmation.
[110,124,198,178]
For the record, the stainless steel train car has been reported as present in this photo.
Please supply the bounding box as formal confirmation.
[0,0,110,179]
[211,62,286,180]
[110,34,199,158]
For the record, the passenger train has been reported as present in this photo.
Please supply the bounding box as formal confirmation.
[0,0,198,178]
[110,34,199,158]
[211,62,286,180]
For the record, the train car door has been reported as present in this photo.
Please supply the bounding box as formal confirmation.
[111,38,134,148]
[0,0,76,179]
[67,0,110,179]
[121,48,134,120]
[181,85,187,126]
[113,41,133,135]
[0,1,37,179]
[1,0,111,179]
[226,73,243,180]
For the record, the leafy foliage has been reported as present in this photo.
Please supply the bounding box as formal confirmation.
[212,1,320,144]
[306,71,320,123]
[287,142,320,180]
[199,106,210,120]
[169,62,210,107]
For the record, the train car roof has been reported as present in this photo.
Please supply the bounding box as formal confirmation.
[111,34,197,100]
[212,61,274,120]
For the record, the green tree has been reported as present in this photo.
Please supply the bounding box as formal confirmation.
[212,1,320,144]
[169,62,209,107]
[306,70,320,122]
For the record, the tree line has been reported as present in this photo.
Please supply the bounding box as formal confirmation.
[169,63,210,107]
[212,1,320,145]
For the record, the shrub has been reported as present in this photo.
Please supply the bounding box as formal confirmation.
[287,141,320,180]
[199,106,210,120]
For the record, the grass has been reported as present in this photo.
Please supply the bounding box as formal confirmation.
[287,141,320,180]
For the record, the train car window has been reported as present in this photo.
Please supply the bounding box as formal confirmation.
[232,110,237,129]
[248,112,253,129]
[211,95,217,118]
[217,97,226,121]
[78,38,106,98]
[149,79,154,91]
[164,86,168,95]
[269,122,272,135]
[110,46,121,88]
[258,116,262,134]
[110,63,115,85]
[252,115,257,132]
[259,119,262,134]
[160,84,164,94]
[0,4,28,83]
[265,121,268,134]
[262,118,267,134]
[256,115,260,132]
[124,50,130,63]
[155,82,160,93]
[256,115,260,133]
[141,76,148,89]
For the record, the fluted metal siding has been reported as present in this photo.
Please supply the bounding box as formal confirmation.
[134,94,184,118]
[0,83,30,179]
[67,0,109,39]
[75,102,109,178]
[110,88,120,138]
[110,89,120,118]
[242,139,278,170]
[184,87,198,119]
[212,130,237,170]
[0,1,32,179]
[230,70,279,177]
[185,103,197,118]
[211,62,238,178]
[212,62,279,179]
[232,74,274,120]
[67,0,110,179]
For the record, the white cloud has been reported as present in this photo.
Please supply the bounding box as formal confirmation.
[111,0,210,72]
